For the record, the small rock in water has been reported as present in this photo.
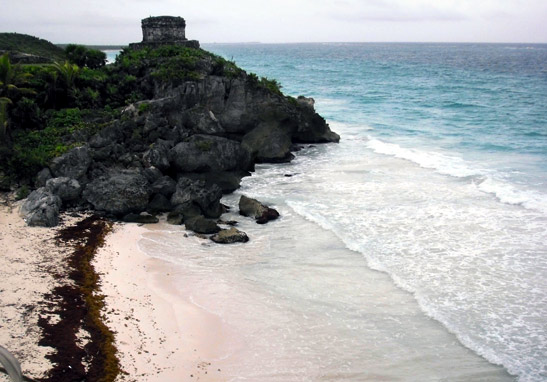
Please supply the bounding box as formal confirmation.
[185,215,221,234]
[239,195,280,224]
[211,227,249,244]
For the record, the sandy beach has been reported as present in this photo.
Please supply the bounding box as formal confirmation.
[0,198,72,380]
[1,194,233,381]
[94,221,233,381]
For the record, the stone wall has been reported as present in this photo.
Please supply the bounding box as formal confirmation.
[129,16,199,49]
[142,16,186,43]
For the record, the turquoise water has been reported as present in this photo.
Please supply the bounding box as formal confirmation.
[134,44,546,381]
[204,43,547,210]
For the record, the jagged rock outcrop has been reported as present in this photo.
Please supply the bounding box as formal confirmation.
[122,212,159,224]
[169,135,252,173]
[170,178,224,218]
[239,195,280,224]
[82,170,151,216]
[22,37,339,233]
[50,146,92,182]
[242,121,294,163]
[20,188,62,227]
[45,177,82,202]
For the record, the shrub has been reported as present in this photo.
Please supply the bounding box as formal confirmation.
[66,44,106,69]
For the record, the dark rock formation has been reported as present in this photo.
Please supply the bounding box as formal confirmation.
[82,170,151,216]
[35,168,53,188]
[182,171,249,194]
[242,121,294,163]
[239,195,280,224]
[150,175,177,196]
[170,178,224,218]
[169,135,252,173]
[147,193,172,213]
[45,177,82,203]
[50,147,91,182]
[21,17,339,231]
[184,215,220,234]
[166,203,202,225]
[20,188,62,227]
[122,212,159,224]
[211,227,249,244]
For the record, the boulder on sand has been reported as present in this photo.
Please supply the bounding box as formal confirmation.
[19,188,62,227]
[82,170,151,216]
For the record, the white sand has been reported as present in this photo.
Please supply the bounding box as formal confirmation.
[0,199,73,380]
[94,222,232,382]
[1,193,233,381]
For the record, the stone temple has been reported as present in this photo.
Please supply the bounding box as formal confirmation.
[130,16,200,49]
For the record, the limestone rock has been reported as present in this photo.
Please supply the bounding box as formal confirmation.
[20,188,62,227]
[183,107,224,135]
[242,122,294,163]
[45,177,81,202]
[170,178,223,218]
[184,215,220,234]
[143,167,163,183]
[82,170,151,216]
[148,193,172,213]
[239,195,280,224]
[211,227,249,244]
[151,176,177,197]
[122,212,159,224]
[182,171,249,194]
[169,135,252,173]
[49,146,91,181]
[143,141,172,171]
[35,168,53,188]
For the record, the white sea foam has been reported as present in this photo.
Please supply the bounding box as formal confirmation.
[365,136,547,214]
[475,177,547,214]
[365,136,482,178]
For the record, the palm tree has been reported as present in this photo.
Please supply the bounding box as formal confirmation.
[50,60,80,108]
[0,53,35,140]
[0,97,12,138]
[52,61,79,91]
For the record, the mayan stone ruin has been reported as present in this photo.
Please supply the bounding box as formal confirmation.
[130,16,200,49]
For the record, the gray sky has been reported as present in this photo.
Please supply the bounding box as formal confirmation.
[1,0,546,44]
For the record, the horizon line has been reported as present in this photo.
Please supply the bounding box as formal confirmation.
[57,41,547,47]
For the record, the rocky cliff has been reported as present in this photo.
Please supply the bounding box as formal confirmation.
[21,45,339,229]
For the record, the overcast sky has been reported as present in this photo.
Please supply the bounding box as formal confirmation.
[1,0,546,44]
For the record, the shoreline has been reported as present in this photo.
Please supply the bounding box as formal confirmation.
[1,193,517,381]
[94,220,233,381]
[1,197,235,381]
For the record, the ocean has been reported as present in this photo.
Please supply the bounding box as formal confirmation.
[135,43,547,381]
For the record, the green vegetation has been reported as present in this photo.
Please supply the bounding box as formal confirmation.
[65,44,106,69]
[260,77,282,95]
[137,102,150,114]
[0,32,66,62]
[116,45,207,82]
[0,35,286,187]
[0,53,35,139]
[15,184,29,200]
[8,108,112,179]
[246,72,283,95]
